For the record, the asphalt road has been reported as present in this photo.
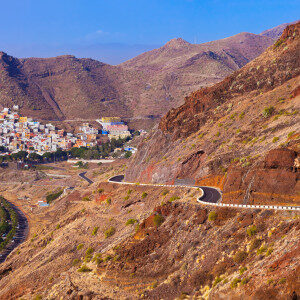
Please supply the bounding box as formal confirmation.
[79,172,94,185]
[0,202,29,263]
[199,186,221,203]
[108,175,222,204]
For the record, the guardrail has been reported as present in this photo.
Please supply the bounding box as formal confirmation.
[197,198,300,211]
[108,176,300,212]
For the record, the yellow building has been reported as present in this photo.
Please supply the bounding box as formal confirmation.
[19,116,28,123]
[101,117,121,123]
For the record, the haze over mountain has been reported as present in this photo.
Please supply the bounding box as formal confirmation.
[0,21,294,129]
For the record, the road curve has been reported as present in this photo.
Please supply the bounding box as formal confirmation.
[108,175,221,204]
[0,201,29,263]
[79,172,94,185]
[108,175,300,211]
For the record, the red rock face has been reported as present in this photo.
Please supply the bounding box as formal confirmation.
[291,85,300,98]
[264,148,297,169]
[223,148,300,205]
[176,150,206,180]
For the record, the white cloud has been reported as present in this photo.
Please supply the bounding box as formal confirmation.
[95,29,109,35]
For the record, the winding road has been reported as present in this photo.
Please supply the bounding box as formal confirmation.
[79,172,94,185]
[108,175,300,212]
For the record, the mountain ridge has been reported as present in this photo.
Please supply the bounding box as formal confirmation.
[125,21,300,207]
[0,21,295,128]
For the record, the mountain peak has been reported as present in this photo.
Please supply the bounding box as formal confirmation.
[164,38,191,49]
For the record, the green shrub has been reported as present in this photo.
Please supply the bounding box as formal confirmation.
[104,255,112,262]
[272,137,279,143]
[72,258,80,266]
[124,151,132,159]
[279,278,286,284]
[124,195,129,201]
[168,196,180,203]
[153,214,164,227]
[46,190,63,204]
[215,131,220,137]
[257,245,267,255]
[231,277,241,289]
[97,188,104,194]
[141,192,148,199]
[262,106,275,118]
[77,243,84,250]
[234,251,248,264]
[106,198,111,205]
[239,112,245,119]
[92,227,99,236]
[250,238,262,251]
[150,281,158,289]
[84,247,94,262]
[82,196,91,201]
[127,189,132,195]
[239,266,247,275]
[126,218,138,226]
[246,225,257,237]
[92,253,103,265]
[230,113,237,120]
[273,39,283,49]
[208,211,217,221]
[161,190,169,196]
[104,227,116,238]
[213,276,222,287]
[241,277,250,285]
[288,131,295,138]
[77,265,92,272]
[135,224,140,232]
[266,248,273,256]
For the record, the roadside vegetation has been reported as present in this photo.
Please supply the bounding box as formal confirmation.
[46,190,63,204]
[70,137,130,159]
[0,196,19,251]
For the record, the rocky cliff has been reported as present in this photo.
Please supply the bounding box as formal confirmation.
[126,22,300,206]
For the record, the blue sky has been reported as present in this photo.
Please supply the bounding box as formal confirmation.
[0,0,298,64]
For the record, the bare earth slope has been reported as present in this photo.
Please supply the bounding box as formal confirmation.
[125,22,300,206]
[0,32,275,124]
[0,163,298,299]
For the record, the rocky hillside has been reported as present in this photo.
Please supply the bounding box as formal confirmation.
[125,22,300,206]
[0,164,298,299]
[0,30,277,126]
[0,53,136,120]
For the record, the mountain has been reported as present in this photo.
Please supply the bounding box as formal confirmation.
[126,21,300,206]
[0,31,275,128]
[260,20,299,40]
[0,53,135,120]
[120,33,274,119]
[0,22,299,300]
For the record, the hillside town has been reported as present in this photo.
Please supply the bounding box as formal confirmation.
[0,107,133,155]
